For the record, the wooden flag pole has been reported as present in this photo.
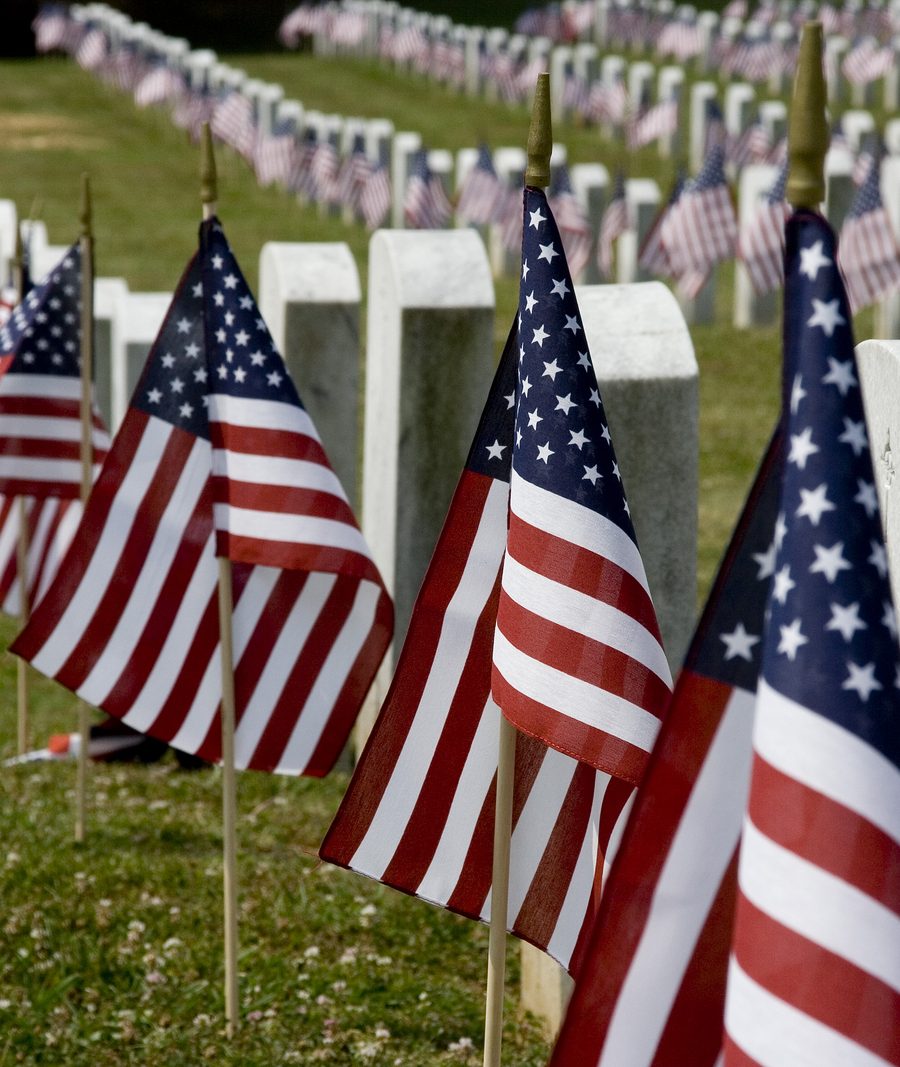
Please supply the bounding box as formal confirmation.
[75,173,94,844]
[201,123,240,1039]
[482,72,553,1067]
[11,228,29,756]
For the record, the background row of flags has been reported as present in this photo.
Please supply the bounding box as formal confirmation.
[280,0,900,93]
[32,5,900,318]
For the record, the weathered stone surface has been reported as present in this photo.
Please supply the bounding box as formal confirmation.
[857,338,900,607]
[358,229,494,745]
[734,164,779,329]
[576,280,699,670]
[617,178,660,285]
[112,293,171,427]
[876,157,900,339]
[571,163,609,284]
[690,81,719,171]
[258,242,362,508]
[94,277,129,431]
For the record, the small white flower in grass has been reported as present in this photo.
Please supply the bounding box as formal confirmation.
[0,1000,11,1010]
[375,1025,390,1040]
[356,1042,380,1059]
[145,971,164,985]
[332,980,347,993]
[339,947,358,965]
[304,945,320,959]
[360,903,377,917]
[448,1037,475,1052]
[6,852,20,865]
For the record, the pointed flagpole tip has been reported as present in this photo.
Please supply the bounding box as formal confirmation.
[200,122,218,218]
[525,73,552,189]
[787,22,828,210]
[79,173,92,240]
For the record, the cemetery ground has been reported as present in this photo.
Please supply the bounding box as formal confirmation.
[0,50,882,1064]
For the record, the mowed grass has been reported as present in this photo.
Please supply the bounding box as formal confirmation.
[0,49,876,1065]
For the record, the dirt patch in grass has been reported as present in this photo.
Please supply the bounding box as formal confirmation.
[0,112,106,151]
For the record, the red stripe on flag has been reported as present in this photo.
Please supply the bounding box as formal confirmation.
[212,423,332,466]
[748,755,900,908]
[507,511,663,641]
[211,479,359,527]
[381,569,502,888]
[9,413,148,660]
[320,469,495,864]
[497,591,670,717]
[492,668,650,786]
[218,532,381,582]
[54,429,197,691]
[732,896,900,1063]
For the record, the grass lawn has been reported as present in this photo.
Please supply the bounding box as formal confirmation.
[0,48,880,1065]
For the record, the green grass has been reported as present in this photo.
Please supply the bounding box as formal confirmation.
[0,51,880,1064]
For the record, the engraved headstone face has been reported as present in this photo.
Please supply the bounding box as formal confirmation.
[857,339,900,611]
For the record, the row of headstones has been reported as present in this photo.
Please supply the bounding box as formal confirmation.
[3,193,900,1032]
[318,0,900,111]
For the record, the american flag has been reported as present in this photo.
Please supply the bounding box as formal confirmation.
[32,5,72,53]
[403,151,451,230]
[842,36,895,85]
[254,117,299,189]
[549,165,592,281]
[703,100,728,157]
[727,118,773,169]
[655,17,704,60]
[332,136,373,216]
[211,91,257,162]
[493,185,671,779]
[724,211,900,1067]
[562,75,591,119]
[360,163,392,231]
[0,244,108,499]
[661,145,737,298]
[549,426,783,1067]
[737,162,790,294]
[134,64,185,109]
[102,44,144,94]
[74,27,107,71]
[627,98,679,151]
[307,140,339,205]
[597,172,628,280]
[638,172,685,278]
[321,321,640,976]
[13,221,393,776]
[838,157,900,312]
[455,145,508,228]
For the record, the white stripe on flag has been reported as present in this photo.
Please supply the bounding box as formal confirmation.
[725,957,894,1067]
[738,817,900,991]
[0,375,82,399]
[510,471,652,593]
[598,686,756,1067]
[215,505,373,557]
[492,628,661,753]
[754,679,900,844]
[210,394,322,439]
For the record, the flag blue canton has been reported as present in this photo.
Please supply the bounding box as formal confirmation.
[132,255,209,440]
[515,186,636,541]
[0,243,81,375]
[847,152,884,218]
[691,143,728,193]
[765,212,899,765]
[199,219,304,410]
[765,160,788,204]
[474,143,497,177]
[465,324,517,481]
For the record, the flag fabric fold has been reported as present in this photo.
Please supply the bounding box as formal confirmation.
[12,220,392,778]
[838,154,900,313]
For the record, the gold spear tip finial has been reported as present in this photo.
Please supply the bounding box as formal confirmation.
[787,21,828,210]
[525,73,553,189]
[79,173,92,239]
[200,122,218,211]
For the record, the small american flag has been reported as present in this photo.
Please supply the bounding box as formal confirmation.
[307,140,339,205]
[703,99,728,156]
[727,118,773,169]
[0,245,109,499]
[549,165,592,281]
[74,27,107,71]
[360,163,392,231]
[661,145,737,298]
[321,322,641,976]
[597,172,628,280]
[403,151,451,230]
[737,162,790,294]
[627,97,678,151]
[493,185,671,781]
[455,145,508,228]
[724,210,900,1067]
[211,90,257,162]
[254,117,299,189]
[13,221,393,776]
[134,65,186,109]
[838,157,900,312]
[332,136,373,216]
[842,36,895,85]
